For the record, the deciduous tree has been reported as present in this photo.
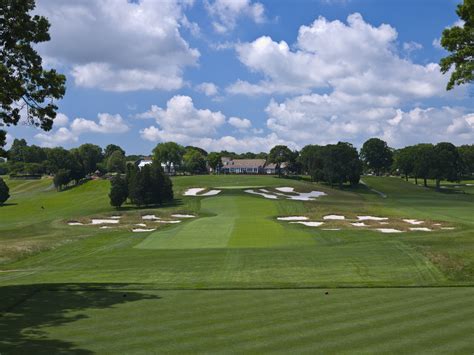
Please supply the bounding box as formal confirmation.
[0,0,66,146]
[0,177,9,205]
[360,138,393,176]
[109,175,128,209]
[440,0,474,90]
[152,142,185,174]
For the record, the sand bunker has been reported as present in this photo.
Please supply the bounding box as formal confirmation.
[142,215,160,220]
[441,227,455,230]
[275,187,296,193]
[110,216,121,219]
[322,228,341,231]
[289,221,324,227]
[245,189,279,199]
[200,190,221,196]
[90,219,119,225]
[246,187,326,201]
[287,191,326,201]
[184,188,221,196]
[376,228,403,233]
[132,228,156,233]
[171,214,195,218]
[68,222,84,226]
[409,227,432,232]
[323,215,345,220]
[351,222,367,227]
[277,216,309,221]
[379,222,389,225]
[403,219,424,225]
[184,188,205,196]
[155,220,182,224]
[100,226,111,229]
[135,223,147,227]
[357,216,388,221]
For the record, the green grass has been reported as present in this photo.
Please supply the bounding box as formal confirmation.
[1,174,474,353]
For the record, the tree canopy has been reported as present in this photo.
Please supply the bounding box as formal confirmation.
[152,142,185,174]
[360,138,393,176]
[440,0,474,90]
[0,0,66,148]
[268,145,293,177]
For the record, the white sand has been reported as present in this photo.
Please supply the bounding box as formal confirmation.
[110,216,121,219]
[155,220,182,224]
[323,215,345,220]
[322,228,341,231]
[441,227,455,230]
[200,190,221,196]
[245,189,278,199]
[287,191,326,201]
[357,216,388,221]
[184,188,206,196]
[135,223,147,227]
[409,227,432,232]
[290,221,324,227]
[171,214,195,218]
[142,215,160,220]
[100,226,111,229]
[277,216,309,221]
[90,219,119,225]
[351,222,367,227]
[403,219,424,225]
[433,223,442,226]
[379,222,390,225]
[68,222,84,226]
[132,228,156,232]
[376,228,403,233]
[276,187,295,193]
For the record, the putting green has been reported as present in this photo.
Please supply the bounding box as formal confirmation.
[136,191,315,249]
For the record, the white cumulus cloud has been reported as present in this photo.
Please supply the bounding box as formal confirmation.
[195,82,219,96]
[36,0,199,91]
[205,0,265,33]
[138,95,226,144]
[228,116,252,129]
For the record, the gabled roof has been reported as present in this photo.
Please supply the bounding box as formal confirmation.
[224,159,266,169]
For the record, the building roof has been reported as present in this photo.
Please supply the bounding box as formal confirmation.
[223,159,266,169]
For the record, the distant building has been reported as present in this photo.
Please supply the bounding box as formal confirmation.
[219,158,287,175]
[135,157,175,174]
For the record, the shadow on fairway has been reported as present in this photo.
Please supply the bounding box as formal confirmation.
[0,283,159,354]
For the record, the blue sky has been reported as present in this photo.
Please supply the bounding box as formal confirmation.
[6,0,473,155]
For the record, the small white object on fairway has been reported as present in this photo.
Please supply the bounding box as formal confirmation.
[142,215,160,220]
[245,189,278,199]
[290,221,324,227]
[200,190,221,196]
[409,227,432,232]
[132,228,156,232]
[357,216,388,221]
[323,215,345,220]
[90,219,119,225]
[68,222,84,226]
[351,222,367,227]
[277,216,309,221]
[171,214,196,218]
[403,219,424,225]
[376,228,403,233]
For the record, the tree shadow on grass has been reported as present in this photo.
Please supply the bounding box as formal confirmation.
[0,283,160,354]
[0,202,18,207]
